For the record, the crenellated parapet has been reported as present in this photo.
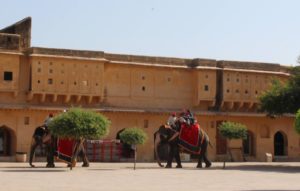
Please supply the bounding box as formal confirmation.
[0,17,31,51]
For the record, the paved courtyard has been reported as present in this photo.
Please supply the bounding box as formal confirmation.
[0,162,299,191]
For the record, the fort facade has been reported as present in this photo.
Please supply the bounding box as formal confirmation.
[0,18,297,162]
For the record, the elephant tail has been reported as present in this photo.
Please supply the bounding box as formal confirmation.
[205,134,213,148]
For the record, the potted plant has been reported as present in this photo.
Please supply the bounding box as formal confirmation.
[218,121,247,168]
[119,127,148,170]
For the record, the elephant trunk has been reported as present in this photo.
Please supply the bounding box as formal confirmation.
[29,137,37,167]
[154,131,164,167]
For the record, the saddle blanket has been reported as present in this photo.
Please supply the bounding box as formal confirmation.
[55,139,74,164]
[178,123,203,154]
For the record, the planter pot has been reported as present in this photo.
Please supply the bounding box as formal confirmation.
[228,139,242,148]
[16,152,27,162]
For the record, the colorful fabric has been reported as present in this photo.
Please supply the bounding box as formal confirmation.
[55,139,74,164]
[178,123,204,154]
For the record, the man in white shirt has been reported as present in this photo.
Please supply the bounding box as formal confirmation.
[167,112,177,128]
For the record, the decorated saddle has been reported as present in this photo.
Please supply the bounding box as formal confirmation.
[55,139,75,164]
[178,123,204,154]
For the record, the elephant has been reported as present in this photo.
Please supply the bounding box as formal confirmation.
[29,125,89,168]
[154,124,212,168]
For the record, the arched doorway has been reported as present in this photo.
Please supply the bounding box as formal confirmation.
[0,126,16,156]
[243,131,255,156]
[274,131,288,156]
[216,121,227,155]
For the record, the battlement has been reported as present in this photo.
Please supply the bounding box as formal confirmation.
[28,46,288,73]
[0,17,31,50]
[28,47,105,59]
[218,60,288,73]
[0,17,290,74]
[0,33,20,50]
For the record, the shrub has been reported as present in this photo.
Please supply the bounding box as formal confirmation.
[295,109,300,134]
[218,121,247,140]
[49,108,110,140]
[119,128,148,145]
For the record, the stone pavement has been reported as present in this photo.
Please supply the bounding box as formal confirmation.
[0,162,300,191]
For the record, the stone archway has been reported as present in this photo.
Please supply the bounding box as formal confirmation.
[0,125,16,156]
[216,121,227,155]
[274,131,288,156]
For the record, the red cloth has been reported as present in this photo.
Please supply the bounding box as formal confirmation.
[56,139,75,163]
[179,123,200,147]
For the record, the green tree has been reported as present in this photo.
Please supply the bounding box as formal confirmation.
[119,128,148,170]
[49,107,110,140]
[259,66,300,116]
[295,109,300,134]
[218,121,247,140]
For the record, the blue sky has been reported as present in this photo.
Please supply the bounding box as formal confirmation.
[1,0,300,65]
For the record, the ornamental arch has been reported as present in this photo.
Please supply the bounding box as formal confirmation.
[274,131,288,156]
[0,125,16,156]
[243,130,255,156]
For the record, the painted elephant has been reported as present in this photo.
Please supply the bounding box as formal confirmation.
[154,124,212,168]
[29,126,89,168]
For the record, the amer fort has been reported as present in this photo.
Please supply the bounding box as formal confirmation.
[0,17,298,164]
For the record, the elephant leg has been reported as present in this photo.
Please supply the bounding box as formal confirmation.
[46,143,55,168]
[166,143,175,168]
[79,145,89,167]
[197,141,207,168]
[29,138,39,167]
[203,153,211,168]
[197,141,211,168]
[196,154,203,168]
[166,142,182,168]
[173,145,182,168]
[203,146,211,168]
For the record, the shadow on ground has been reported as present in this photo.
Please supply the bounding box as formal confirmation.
[223,164,300,173]
[87,168,117,171]
[133,163,300,173]
[0,169,67,172]
[242,190,300,191]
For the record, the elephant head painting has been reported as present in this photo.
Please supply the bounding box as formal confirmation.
[29,125,89,168]
[154,122,212,168]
